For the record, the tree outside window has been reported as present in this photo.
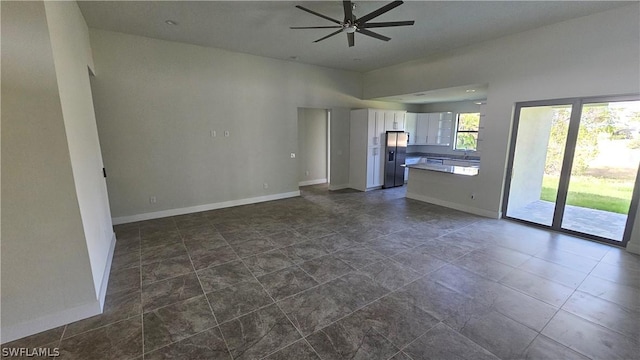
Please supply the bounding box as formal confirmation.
[455,113,480,151]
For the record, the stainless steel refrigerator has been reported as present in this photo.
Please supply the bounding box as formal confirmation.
[383,131,408,188]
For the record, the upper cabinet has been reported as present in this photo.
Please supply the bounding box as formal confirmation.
[408,112,453,146]
[405,113,417,145]
[385,111,405,131]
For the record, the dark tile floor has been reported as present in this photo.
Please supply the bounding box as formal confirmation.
[4,185,640,359]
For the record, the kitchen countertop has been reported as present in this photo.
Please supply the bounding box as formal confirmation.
[405,163,479,176]
[406,152,481,161]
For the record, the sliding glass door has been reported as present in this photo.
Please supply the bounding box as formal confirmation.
[504,95,640,246]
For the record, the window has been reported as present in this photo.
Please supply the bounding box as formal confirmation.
[455,112,480,151]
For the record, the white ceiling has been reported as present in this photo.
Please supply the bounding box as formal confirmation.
[374,83,488,104]
[78,1,631,73]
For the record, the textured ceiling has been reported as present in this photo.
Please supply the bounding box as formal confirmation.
[78,1,631,73]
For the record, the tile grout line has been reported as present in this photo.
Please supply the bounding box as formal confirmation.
[138,225,145,360]
[266,262,439,354]
[178,218,235,360]
[56,324,67,354]
[398,321,502,360]
[500,244,620,358]
[532,252,637,356]
[221,228,325,360]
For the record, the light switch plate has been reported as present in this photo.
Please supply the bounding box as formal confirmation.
[290,153,296,158]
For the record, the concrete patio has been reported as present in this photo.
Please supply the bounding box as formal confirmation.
[506,200,627,241]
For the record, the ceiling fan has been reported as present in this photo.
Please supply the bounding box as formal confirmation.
[290,0,414,47]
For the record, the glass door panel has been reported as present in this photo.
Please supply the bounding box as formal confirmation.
[561,100,640,241]
[506,105,572,226]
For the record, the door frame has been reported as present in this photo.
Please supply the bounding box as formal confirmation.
[502,94,640,247]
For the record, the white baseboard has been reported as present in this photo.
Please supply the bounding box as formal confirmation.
[298,178,327,187]
[328,184,349,191]
[112,191,301,225]
[97,233,116,311]
[406,192,500,219]
[1,300,101,344]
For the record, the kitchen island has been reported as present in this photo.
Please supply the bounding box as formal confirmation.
[403,156,498,218]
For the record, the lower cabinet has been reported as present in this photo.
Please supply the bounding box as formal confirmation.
[366,147,382,188]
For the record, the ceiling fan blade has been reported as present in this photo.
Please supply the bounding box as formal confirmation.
[295,5,342,25]
[290,26,343,29]
[343,0,354,22]
[313,29,344,43]
[357,1,403,24]
[359,20,414,28]
[357,28,391,42]
[347,32,355,47]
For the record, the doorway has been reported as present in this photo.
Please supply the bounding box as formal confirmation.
[297,108,330,187]
[503,95,640,246]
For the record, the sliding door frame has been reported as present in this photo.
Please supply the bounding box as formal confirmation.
[503,94,640,247]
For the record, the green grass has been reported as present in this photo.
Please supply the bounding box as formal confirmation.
[541,175,633,214]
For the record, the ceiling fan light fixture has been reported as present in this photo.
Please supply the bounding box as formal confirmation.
[343,25,357,33]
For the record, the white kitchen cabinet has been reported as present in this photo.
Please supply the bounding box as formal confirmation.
[367,110,385,147]
[350,108,406,191]
[366,147,381,188]
[427,112,453,146]
[394,111,406,130]
[384,111,405,132]
[415,113,430,145]
[414,112,453,146]
[405,113,417,145]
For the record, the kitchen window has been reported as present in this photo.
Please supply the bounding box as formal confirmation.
[455,112,480,151]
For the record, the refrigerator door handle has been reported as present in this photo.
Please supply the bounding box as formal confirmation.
[388,151,395,162]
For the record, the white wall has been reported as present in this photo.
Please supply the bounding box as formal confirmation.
[88,30,409,223]
[1,1,102,342]
[45,0,115,302]
[366,4,640,225]
[297,108,328,185]
[328,108,352,190]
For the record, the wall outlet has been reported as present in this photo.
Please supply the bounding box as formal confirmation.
[224,131,230,137]
[290,153,296,158]
[210,130,216,137]
[150,196,157,204]
[263,183,269,189]
[305,170,310,177]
